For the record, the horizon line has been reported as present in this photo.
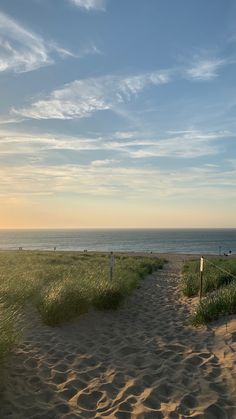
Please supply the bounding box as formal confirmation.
[0,227,235,230]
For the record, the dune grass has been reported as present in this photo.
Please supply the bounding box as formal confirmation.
[0,251,165,360]
[193,282,236,325]
[181,257,236,324]
[0,303,20,362]
[182,258,236,297]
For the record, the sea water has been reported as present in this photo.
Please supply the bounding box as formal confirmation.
[0,229,235,254]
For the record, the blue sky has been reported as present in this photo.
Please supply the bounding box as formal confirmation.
[0,0,235,228]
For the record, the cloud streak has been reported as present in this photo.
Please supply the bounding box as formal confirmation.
[11,71,170,120]
[128,130,229,159]
[0,127,234,200]
[6,50,231,122]
[69,0,107,11]
[0,11,78,73]
[186,57,226,81]
[0,161,235,200]
[0,128,229,161]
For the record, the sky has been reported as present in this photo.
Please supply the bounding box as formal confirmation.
[0,0,236,228]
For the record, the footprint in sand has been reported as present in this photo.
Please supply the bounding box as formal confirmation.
[204,402,228,418]
[77,390,104,411]
[180,393,198,409]
[143,388,161,410]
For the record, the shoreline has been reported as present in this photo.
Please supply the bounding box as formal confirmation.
[0,248,235,257]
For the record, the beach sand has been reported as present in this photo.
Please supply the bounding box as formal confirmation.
[0,254,236,418]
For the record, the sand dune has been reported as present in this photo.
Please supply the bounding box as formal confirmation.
[1,255,236,418]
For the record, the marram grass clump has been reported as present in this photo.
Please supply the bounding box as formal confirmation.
[181,257,236,325]
[37,279,89,326]
[0,302,20,362]
[192,281,236,325]
[0,251,166,357]
[92,285,123,311]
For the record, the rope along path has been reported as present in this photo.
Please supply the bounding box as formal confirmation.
[204,258,236,281]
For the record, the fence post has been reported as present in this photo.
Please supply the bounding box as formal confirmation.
[109,252,115,281]
[199,256,204,302]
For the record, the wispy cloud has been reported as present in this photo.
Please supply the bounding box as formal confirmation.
[0,130,100,157]
[0,127,234,200]
[90,158,119,167]
[0,128,229,162]
[4,48,231,122]
[128,130,229,159]
[69,0,107,12]
[113,131,138,139]
[186,57,226,81]
[0,160,235,200]
[0,11,78,73]
[11,71,170,120]
[117,72,169,100]
[78,42,102,57]
[0,11,50,72]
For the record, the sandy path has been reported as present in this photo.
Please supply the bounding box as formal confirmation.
[1,255,236,418]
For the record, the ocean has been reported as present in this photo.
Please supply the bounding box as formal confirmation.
[0,229,235,255]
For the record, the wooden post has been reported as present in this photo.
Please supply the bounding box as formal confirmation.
[199,256,204,302]
[109,252,115,281]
